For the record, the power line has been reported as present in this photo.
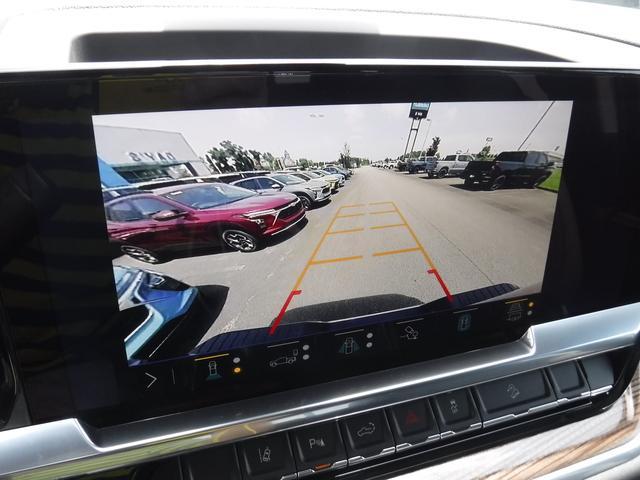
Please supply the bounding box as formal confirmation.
[517,101,556,151]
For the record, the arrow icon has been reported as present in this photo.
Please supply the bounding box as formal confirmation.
[144,372,157,390]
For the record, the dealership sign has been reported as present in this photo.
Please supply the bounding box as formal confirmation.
[126,151,179,164]
[409,102,430,119]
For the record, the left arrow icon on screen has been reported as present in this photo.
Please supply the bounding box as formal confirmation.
[144,372,158,390]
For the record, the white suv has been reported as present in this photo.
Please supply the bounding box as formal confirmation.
[425,154,475,178]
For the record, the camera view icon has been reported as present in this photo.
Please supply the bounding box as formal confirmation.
[506,302,524,322]
[258,446,272,464]
[206,360,221,381]
[339,337,360,355]
[356,422,376,438]
[457,314,472,332]
[400,325,419,341]
[269,348,299,368]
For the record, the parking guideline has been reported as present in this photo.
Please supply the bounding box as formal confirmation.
[269,200,453,335]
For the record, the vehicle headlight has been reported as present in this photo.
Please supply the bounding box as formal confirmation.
[242,209,276,218]
[241,209,276,228]
[310,186,323,192]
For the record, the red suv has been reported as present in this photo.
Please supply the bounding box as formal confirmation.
[105,183,305,263]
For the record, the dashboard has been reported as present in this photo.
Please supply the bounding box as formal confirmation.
[1,2,640,480]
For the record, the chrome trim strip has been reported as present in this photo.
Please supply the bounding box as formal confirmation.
[1,58,639,74]
[0,302,639,479]
[347,446,396,467]
[590,385,614,397]
[270,210,306,235]
[395,433,441,452]
[476,400,561,428]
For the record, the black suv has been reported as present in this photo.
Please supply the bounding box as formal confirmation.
[461,151,556,190]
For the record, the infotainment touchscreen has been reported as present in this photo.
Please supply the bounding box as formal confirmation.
[93,100,571,367]
[4,65,639,425]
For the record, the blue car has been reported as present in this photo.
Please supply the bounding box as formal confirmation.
[115,265,199,363]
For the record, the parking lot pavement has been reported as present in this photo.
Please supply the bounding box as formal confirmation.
[114,166,558,345]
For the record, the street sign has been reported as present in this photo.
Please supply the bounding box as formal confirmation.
[409,102,430,119]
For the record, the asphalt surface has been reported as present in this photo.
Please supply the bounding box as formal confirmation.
[114,166,559,346]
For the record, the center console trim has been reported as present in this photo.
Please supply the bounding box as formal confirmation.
[0,302,638,479]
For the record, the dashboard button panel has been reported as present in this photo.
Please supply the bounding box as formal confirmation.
[431,389,482,436]
[290,421,347,476]
[182,445,242,480]
[547,361,590,402]
[388,399,440,450]
[340,410,395,465]
[474,370,557,426]
[239,433,297,480]
[581,355,615,395]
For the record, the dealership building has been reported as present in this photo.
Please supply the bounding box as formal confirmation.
[94,125,212,188]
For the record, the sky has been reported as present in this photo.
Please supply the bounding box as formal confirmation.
[93,100,573,164]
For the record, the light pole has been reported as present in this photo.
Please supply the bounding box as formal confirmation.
[419,119,432,155]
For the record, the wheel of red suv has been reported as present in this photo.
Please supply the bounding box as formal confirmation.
[437,168,448,178]
[222,230,259,252]
[489,175,506,191]
[121,245,162,264]
[298,195,312,210]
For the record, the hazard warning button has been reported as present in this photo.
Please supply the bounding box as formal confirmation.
[387,399,440,449]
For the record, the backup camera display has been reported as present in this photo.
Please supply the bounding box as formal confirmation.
[94,100,572,366]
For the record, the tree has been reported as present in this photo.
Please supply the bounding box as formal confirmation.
[477,145,492,159]
[205,141,282,172]
[425,136,441,157]
[339,142,352,169]
[261,152,282,170]
[298,158,312,169]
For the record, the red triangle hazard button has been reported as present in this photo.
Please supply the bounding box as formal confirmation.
[405,409,420,426]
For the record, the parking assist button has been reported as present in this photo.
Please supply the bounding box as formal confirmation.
[291,421,347,475]
[340,410,395,465]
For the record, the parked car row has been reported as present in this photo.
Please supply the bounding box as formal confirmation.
[105,166,353,263]
[379,151,557,191]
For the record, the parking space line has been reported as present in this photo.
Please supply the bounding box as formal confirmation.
[370,223,406,230]
[327,228,365,235]
[269,290,302,335]
[428,269,453,303]
[369,210,397,215]
[271,203,362,334]
[391,202,453,304]
[372,247,421,257]
[310,255,364,265]
[391,202,437,270]
[272,197,454,335]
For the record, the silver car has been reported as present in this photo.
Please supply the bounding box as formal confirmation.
[231,174,331,209]
[311,169,345,186]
